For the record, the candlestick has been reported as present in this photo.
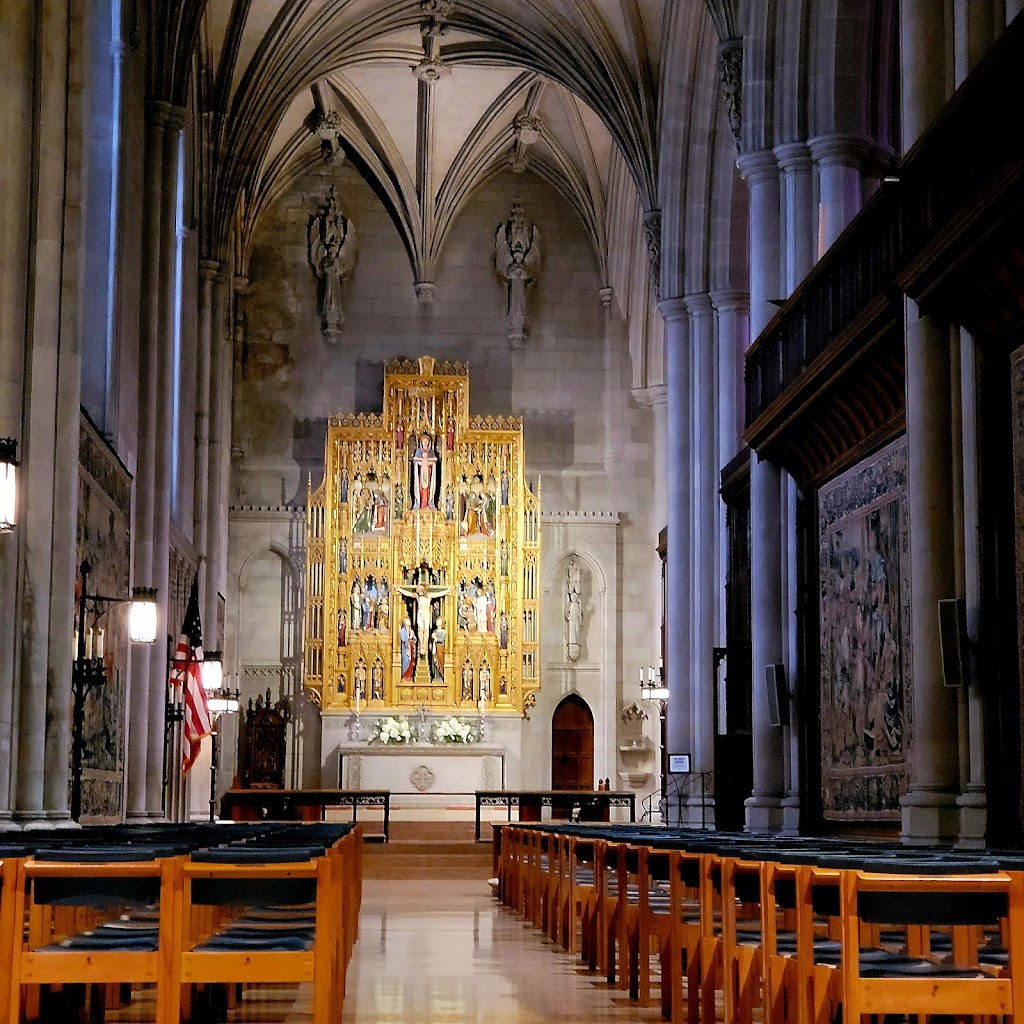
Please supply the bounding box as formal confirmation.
[86,628,94,660]
[95,627,105,660]
[73,628,79,661]
[354,685,361,714]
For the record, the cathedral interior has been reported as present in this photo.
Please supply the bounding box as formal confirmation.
[4,1,1024,1016]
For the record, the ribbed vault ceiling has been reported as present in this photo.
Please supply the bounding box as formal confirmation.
[197,1,663,281]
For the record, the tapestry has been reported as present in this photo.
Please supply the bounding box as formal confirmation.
[77,414,132,822]
[818,438,911,820]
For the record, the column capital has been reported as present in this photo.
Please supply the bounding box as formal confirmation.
[773,140,812,173]
[710,288,749,314]
[736,148,779,184]
[162,104,187,134]
[598,285,614,308]
[683,292,714,318]
[657,296,689,323]
[807,133,872,167]
[631,384,667,409]
[199,259,221,281]
[233,275,249,296]
[863,142,896,178]
[145,99,171,128]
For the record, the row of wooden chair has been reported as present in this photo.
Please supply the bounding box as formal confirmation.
[497,823,1024,1024]
[0,821,363,1024]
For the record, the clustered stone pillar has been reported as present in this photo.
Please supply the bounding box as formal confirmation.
[899,0,961,844]
[809,135,870,253]
[736,150,786,831]
[686,293,716,824]
[127,100,168,819]
[659,297,691,822]
[145,105,186,817]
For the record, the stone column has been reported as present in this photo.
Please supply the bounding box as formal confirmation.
[658,297,691,821]
[14,0,83,825]
[900,0,960,844]
[776,142,814,834]
[957,328,986,843]
[774,142,813,288]
[902,307,960,841]
[711,292,749,465]
[737,150,786,831]
[1008,0,1024,26]
[711,290,749,669]
[204,269,229,631]
[809,135,870,253]
[146,104,185,817]
[686,293,717,825]
[0,0,36,824]
[194,260,219,610]
[127,100,167,819]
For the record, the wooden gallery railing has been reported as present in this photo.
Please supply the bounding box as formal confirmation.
[744,11,1024,485]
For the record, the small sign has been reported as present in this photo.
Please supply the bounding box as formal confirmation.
[668,753,691,774]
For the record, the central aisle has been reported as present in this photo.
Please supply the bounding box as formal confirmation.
[342,879,660,1023]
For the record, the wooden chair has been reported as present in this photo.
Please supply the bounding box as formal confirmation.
[5,849,181,1024]
[839,865,1024,1024]
[172,844,344,1024]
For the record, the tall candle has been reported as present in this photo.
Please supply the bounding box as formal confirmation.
[354,685,361,714]
[86,628,94,660]
[95,627,105,660]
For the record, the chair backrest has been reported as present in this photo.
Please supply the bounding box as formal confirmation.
[239,687,288,789]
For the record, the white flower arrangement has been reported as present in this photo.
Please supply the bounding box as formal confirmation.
[434,715,477,744]
[370,716,412,745]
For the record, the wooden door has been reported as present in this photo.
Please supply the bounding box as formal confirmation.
[551,694,594,790]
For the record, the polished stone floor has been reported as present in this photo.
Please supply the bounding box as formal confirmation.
[343,879,660,1023]
[106,878,660,1022]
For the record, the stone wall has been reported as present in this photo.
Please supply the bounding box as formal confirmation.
[228,161,662,797]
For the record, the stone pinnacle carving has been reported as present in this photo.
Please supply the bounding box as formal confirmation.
[508,113,543,173]
[307,185,358,344]
[718,39,743,151]
[642,208,662,300]
[494,196,541,348]
[310,109,345,163]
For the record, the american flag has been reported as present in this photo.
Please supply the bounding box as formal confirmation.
[171,576,212,773]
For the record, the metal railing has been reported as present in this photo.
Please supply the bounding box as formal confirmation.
[641,772,714,829]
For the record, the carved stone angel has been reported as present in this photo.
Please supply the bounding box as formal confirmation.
[494,196,540,347]
[308,185,357,343]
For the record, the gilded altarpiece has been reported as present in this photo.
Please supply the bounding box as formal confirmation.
[304,357,541,714]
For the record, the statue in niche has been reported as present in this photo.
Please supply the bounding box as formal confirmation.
[353,659,367,698]
[410,433,440,510]
[399,618,417,681]
[461,659,475,701]
[371,659,385,701]
[307,185,357,343]
[429,617,446,682]
[494,196,540,347]
[565,556,583,662]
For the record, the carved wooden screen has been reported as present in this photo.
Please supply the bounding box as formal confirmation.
[239,689,288,790]
[303,356,541,715]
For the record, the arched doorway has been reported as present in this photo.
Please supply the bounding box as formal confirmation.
[551,694,595,791]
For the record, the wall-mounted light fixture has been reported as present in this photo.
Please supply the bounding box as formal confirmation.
[71,559,157,821]
[0,437,19,533]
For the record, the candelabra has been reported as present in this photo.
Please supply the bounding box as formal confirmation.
[203,656,239,823]
[71,559,157,822]
[640,661,669,807]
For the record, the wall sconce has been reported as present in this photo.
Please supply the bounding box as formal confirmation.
[0,437,19,533]
[202,655,240,823]
[71,559,157,821]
